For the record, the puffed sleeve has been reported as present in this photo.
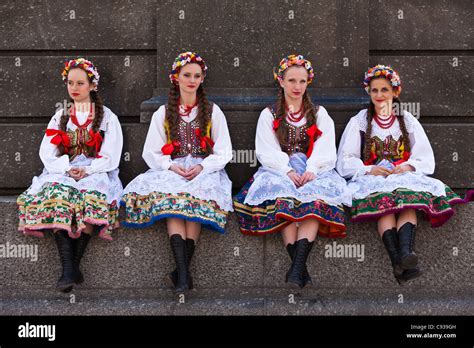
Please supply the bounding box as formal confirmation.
[85,108,123,175]
[200,104,233,173]
[306,106,337,175]
[39,111,71,174]
[142,105,173,171]
[336,115,373,179]
[403,113,435,175]
[255,108,292,174]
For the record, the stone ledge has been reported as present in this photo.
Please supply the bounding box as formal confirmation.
[0,289,471,315]
[140,88,369,123]
[1,197,472,296]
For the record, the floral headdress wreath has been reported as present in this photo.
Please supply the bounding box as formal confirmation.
[62,58,100,91]
[273,54,314,84]
[363,64,401,94]
[169,51,208,84]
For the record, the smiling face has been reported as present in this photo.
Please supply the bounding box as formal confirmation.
[177,63,204,95]
[67,68,95,103]
[369,77,400,115]
[279,65,308,103]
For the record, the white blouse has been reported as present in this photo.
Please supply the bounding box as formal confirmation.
[40,106,123,175]
[255,105,337,175]
[142,103,233,173]
[336,109,435,179]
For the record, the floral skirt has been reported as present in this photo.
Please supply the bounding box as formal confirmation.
[234,177,347,238]
[121,191,228,233]
[121,155,232,234]
[350,186,472,227]
[17,182,119,241]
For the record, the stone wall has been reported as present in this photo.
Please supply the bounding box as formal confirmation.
[0,0,472,191]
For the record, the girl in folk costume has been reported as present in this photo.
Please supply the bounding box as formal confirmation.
[121,52,233,294]
[234,55,353,289]
[17,58,124,292]
[336,64,473,284]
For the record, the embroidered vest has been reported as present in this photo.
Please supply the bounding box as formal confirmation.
[172,117,208,158]
[164,102,213,159]
[363,134,408,165]
[66,128,104,160]
[46,124,104,161]
[269,106,312,156]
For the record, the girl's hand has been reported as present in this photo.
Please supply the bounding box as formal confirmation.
[67,168,78,179]
[76,168,88,180]
[183,164,203,181]
[368,166,393,177]
[288,170,302,187]
[392,164,415,175]
[169,164,188,178]
[68,167,86,181]
[67,167,80,180]
[300,171,316,186]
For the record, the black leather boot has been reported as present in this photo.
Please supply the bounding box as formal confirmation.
[53,230,75,293]
[397,267,424,285]
[169,234,190,294]
[286,243,312,287]
[286,238,314,289]
[167,238,195,290]
[72,232,91,285]
[381,228,404,279]
[398,222,418,269]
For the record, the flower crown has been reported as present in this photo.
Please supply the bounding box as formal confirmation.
[363,64,401,94]
[62,58,100,91]
[273,54,314,84]
[169,51,208,84]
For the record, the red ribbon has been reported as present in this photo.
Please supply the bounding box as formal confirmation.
[363,150,378,165]
[195,128,214,150]
[273,118,282,131]
[161,140,180,155]
[305,124,322,158]
[393,151,411,166]
[86,129,103,158]
[46,129,70,152]
[363,150,411,166]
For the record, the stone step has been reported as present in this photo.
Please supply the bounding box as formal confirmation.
[1,197,472,304]
[1,288,472,315]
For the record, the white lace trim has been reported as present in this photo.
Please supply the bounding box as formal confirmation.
[25,155,123,204]
[243,167,354,207]
[348,171,447,199]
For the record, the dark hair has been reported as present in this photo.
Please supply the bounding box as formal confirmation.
[165,83,212,153]
[363,78,411,162]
